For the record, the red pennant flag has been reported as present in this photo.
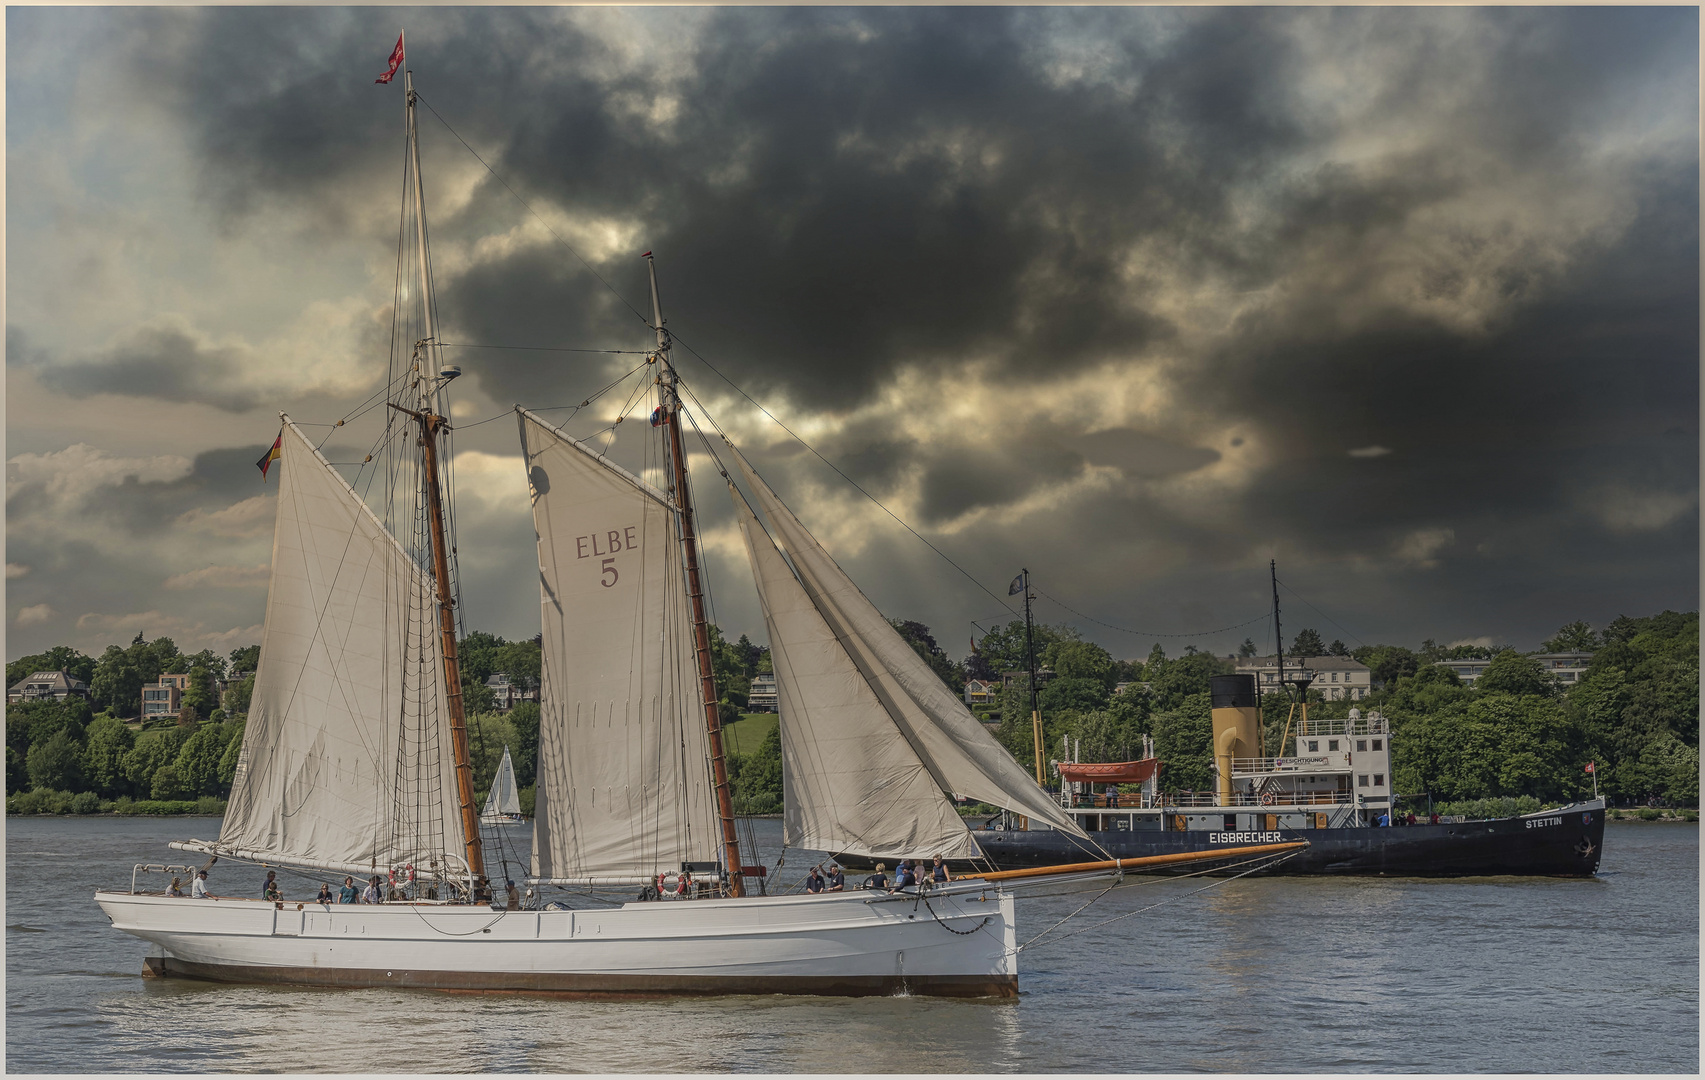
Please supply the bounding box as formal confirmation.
[257,435,283,481]
[1585,761,1596,774]
[375,33,404,84]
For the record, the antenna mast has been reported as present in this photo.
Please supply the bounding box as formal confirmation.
[646,253,746,898]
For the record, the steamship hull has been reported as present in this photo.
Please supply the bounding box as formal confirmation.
[93,885,1018,998]
[953,799,1605,877]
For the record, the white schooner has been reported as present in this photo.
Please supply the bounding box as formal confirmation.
[95,43,1300,998]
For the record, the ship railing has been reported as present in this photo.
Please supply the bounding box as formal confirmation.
[1293,714,1388,737]
[130,863,202,895]
[1162,791,1353,809]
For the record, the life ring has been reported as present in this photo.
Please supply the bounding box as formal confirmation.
[1260,792,1276,806]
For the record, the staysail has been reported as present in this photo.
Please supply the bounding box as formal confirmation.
[216,418,466,876]
[731,484,982,858]
[517,409,720,883]
[483,746,521,819]
[728,445,1089,840]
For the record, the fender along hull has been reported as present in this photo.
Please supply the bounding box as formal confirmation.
[98,886,1018,999]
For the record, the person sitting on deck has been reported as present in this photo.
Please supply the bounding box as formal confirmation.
[1105,785,1119,807]
[167,877,184,897]
[931,855,950,883]
[825,864,845,891]
[890,861,917,892]
[317,883,333,905]
[262,871,282,902]
[339,877,359,904]
[805,866,825,894]
[862,863,888,891]
[191,870,215,899]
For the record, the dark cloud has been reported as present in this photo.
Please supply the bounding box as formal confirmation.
[8,6,1697,655]
[16,324,265,413]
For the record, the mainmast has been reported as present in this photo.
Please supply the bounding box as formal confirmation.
[395,54,484,889]
[645,253,746,898]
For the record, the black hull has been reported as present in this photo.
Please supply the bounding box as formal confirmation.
[840,802,1606,878]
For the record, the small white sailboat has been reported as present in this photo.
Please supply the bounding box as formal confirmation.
[480,747,525,827]
[94,44,1301,998]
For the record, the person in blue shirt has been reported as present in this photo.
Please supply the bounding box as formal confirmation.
[805,866,825,894]
[339,876,359,904]
[930,855,950,883]
[890,860,916,892]
[1377,812,1390,827]
[825,865,845,892]
[862,863,888,890]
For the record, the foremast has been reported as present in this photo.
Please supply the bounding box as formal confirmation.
[644,254,746,897]
[392,56,485,888]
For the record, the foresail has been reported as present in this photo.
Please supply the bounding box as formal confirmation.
[219,419,467,876]
[518,409,720,882]
[729,446,1088,839]
[731,484,981,859]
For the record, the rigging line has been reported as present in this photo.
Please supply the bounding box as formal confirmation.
[1016,850,1303,954]
[1274,577,1367,649]
[1031,588,1272,640]
[668,340,1021,618]
[441,342,652,355]
[413,93,652,330]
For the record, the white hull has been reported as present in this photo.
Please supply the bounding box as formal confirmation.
[95,885,1018,998]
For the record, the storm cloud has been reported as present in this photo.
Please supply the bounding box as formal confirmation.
[6,6,1697,661]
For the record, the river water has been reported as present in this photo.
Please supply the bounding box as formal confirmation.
[6,816,1697,1073]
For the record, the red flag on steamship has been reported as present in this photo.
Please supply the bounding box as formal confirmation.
[375,33,404,84]
[256,435,282,481]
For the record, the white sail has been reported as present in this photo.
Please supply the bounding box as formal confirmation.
[482,747,521,819]
[731,484,982,858]
[728,446,1089,840]
[219,419,467,875]
[518,409,720,883]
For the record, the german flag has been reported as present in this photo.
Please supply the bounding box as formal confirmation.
[256,434,282,481]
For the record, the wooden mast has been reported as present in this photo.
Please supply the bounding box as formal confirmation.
[645,253,746,898]
[397,60,485,890]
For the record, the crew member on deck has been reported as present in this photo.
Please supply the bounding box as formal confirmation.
[862,863,888,890]
[262,871,281,901]
[825,864,845,891]
[192,870,215,899]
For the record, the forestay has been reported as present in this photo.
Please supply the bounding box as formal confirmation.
[517,409,720,883]
[728,445,1089,840]
[731,484,982,858]
[217,418,466,875]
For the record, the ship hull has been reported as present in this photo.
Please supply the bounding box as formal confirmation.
[95,886,1017,999]
[962,801,1604,877]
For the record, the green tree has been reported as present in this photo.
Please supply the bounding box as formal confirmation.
[6,645,97,690]
[151,763,187,801]
[493,639,541,688]
[1238,638,1258,659]
[1039,677,1110,714]
[728,724,783,814]
[1151,694,1213,794]
[227,644,261,674]
[1046,640,1116,690]
[183,650,224,718]
[217,721,246,789]
[1068,698,1148,762]
[975,620,1078,674]
[1474,650,1555,697]
[1142,648,1233,712]
[222,673,256,716]
[507,702,540,788]
[1353,645,1421,688]
[1327,639,1350,657]
[83,715,137,797]
[122,729,189,793]
[27,730,84,792]
[1290,629,1326,658]
[7,747,27,795]
[174,722,236,797]
[890,619,962,692]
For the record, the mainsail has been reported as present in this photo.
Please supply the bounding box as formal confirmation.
[217,418,466,876]
[482,746,521,819]
[727,445,1089,841]
[731,484,982,858]
[518,409,720,883]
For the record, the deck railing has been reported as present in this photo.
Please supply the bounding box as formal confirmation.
[1064,791,1353,810]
